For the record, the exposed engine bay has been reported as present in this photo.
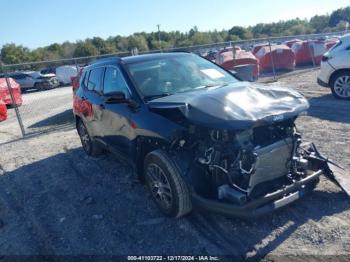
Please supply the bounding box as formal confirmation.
[170,118,337,206]
[146,80,349,216]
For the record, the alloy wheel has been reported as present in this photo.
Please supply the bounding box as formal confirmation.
[334,75,350,98]
[146,163,173,210]
[79,122,91,153]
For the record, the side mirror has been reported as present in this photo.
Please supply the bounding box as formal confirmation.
[104,91,127,104]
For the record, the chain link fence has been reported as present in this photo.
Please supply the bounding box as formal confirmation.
[0,30,348,144]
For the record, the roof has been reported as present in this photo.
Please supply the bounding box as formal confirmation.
[86,52,191,70]
[86,56,121,69]
[121,52,190,64]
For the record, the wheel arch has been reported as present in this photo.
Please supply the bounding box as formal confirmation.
[329,68,350,86]
[75,115,82,130]
[135,136,171,182]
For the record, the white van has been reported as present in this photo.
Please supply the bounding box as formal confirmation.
[55,65,78,85]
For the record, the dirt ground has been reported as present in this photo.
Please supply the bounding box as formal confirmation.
[0,70,349,260]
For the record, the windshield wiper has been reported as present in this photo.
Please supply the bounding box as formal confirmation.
[144,93,173,101]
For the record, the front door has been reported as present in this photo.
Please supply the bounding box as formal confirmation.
[100,66,134,157]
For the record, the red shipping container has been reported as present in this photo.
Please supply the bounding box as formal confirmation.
[284,39,302,48]
[0,100,7,122]
[291,40,327,66]
[216,50,259,78]
[218,46,241,55]
[0,78,23,106]
[252,43,269,55]
[254,44,295,72]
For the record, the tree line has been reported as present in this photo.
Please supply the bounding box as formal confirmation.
[1,6,349,65]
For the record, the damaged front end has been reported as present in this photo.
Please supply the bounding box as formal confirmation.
[148,83,349,218]
[173,121,348,218]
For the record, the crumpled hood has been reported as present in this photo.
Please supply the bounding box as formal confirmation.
[148,82,309,129]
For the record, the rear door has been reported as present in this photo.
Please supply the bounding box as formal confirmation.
[22,74,35,88]
[80,67,105,138]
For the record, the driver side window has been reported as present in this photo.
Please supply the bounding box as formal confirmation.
[103,67,130,97]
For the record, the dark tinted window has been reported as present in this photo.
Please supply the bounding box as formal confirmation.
[87,67,104,92]
[103,67,129,97]
[12,74,26,80]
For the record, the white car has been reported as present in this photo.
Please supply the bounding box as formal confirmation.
[55,65,78,85]
[317,33,350,99]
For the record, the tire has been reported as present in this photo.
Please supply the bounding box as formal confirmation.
[77,120,103,156]
[330,71,350,100]
[34,83,40,90]
[144,150,192,218]
[305,177,320,192]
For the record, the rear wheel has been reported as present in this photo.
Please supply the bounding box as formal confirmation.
[144,150,192,218]
[34,83,42,91]
[77,120,103,156]
[330,71,350,99]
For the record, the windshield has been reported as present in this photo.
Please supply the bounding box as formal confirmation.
[126,54,239,100]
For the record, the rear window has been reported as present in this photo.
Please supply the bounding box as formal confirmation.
[330,40,342,51]
[87,67,104,93]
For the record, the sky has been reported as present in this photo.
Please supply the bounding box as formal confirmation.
[1,0,349,49]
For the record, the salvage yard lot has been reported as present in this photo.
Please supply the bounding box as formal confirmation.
[0,70,349,259]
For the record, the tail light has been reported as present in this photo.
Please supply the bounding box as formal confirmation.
[321,55,330,62]
[71,76,80,94]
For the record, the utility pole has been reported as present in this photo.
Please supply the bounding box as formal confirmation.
[157,24,162,51]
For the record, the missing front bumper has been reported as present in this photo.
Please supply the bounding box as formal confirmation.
[192,169,323,218]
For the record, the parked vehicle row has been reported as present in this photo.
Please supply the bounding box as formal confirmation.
[201,36,341,80]
[200,34,350,99]
[0,65,79,93]
[7,71,59,91]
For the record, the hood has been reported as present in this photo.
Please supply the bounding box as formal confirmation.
[148,82,309,129]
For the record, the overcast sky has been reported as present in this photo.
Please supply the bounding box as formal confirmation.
[1,0,349,49]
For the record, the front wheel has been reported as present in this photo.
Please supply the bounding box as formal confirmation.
[330,71,350,99]
[144,150,192,218]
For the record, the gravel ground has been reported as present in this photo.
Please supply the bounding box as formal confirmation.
[0,70,349,260]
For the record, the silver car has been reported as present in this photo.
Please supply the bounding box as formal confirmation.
[8,71,60,91]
